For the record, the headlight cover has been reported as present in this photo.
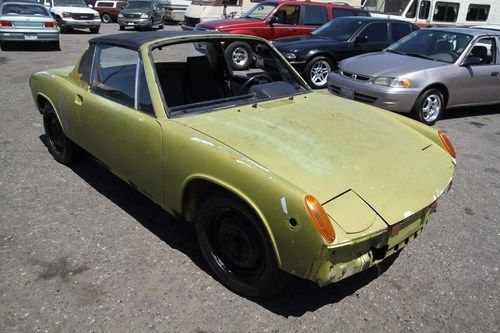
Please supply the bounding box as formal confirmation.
[282,52,296,60]
[372,77,411,88]
[118,13,123,17]
[61,11,71,17]
[140,13,149,18]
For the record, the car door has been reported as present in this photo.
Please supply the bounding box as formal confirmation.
[269,4,301,39]
[453,37,500,106]
[351,22,390,56]
[77,44,163,204]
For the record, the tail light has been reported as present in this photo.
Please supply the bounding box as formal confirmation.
[438,130,456,158]
[304,195,336,243]
[44,21,57,28]
[1,20,13,27]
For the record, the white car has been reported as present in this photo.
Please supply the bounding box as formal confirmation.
[44,0,101,33]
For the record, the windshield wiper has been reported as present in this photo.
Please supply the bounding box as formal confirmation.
[404,53,436,61]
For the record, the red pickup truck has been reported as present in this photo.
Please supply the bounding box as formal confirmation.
[195,0,365,69]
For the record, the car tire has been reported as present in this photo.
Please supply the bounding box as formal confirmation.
[0,41,10,51]
[101,13,111,23]
[50,40,60,51]
[226,42,253,70]
[90,27,100,34]
[147,18,153,30]
[42,103,79,165]
[304,56,332,89]
[411,88,445,126]
[159,17,164,29]
[196,191,290,298]
[119,24,125,30]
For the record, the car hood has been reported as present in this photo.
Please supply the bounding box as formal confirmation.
[196,18,262,30]
[340,52,448,77]
[273,34,343,50]
[174,92,454,225]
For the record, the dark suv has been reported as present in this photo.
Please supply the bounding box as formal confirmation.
[195,0,364,69]
[117,0,166,30]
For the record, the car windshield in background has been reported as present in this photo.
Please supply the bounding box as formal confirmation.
[387,30,474,63]
[244,3,277,20]
[362,0,411,15]
[125,1,151,9]
[53,0,87,6]
[1,3,49,16]
[312,18,364,41]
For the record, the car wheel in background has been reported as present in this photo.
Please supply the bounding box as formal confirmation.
[101,13,111,23]
[412,88,445,125]
[304,56,332,89]
[50,40,60,51]
[119,24,125,30]
[90,27,100,34]
[147,18,153,30]
[196,191,290,298]
[159,17,164,29]
[42,103,79,164]
[226,42,253,70]
[0,41,10,51]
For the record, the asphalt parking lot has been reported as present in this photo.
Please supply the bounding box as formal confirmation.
[0,23,499,331]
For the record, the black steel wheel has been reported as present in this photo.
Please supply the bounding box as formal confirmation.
[196,192,290,298]
[42,103,79,164]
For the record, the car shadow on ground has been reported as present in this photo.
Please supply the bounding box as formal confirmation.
[39,134,399,317]
[441,103,499,120]
[1,42,59,52]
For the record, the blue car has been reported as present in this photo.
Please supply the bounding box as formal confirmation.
[0,1,60,50]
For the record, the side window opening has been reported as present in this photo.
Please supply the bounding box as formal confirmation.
[433,2,459,22]
[302,5,327,26]
[332,8,356,18]
[77,44,94,85]
[466,5,490,22]
[274,5,300,25]
[418,0,430,19]
[405,0,416,18]
[391,22,412,42]
[361,22,388,43]
[467,38,496,65]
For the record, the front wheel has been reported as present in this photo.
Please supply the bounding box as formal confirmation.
[226,42,253,70]
[304,56,332,89]
[196,192,290,298]
[119,24,125,30]
[411,88,445,125]
[90,27,100,34]
[42,103,79,164]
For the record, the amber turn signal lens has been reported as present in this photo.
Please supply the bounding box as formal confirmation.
[304,195,335,243]
[438,130,456,158]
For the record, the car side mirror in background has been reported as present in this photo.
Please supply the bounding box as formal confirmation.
[355,35,368,44]
[268,16,279,26]
[461,56,483,67]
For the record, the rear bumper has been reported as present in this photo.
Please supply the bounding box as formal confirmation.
[327,71,421,113]
[0,29,59,42]
[309,206,432,286]
[165,10,186,22]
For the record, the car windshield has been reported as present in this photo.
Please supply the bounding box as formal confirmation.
[125,1,151,9]
[53,0,87,6]
[312,18,365,41]
[387,30,474,63]
[243,3,277,20]
[1,3,49,16]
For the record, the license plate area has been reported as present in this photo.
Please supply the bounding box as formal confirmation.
[340,87,354,99]
[387,210,425,249]
[127,22,135,25]
[24,34,38,40]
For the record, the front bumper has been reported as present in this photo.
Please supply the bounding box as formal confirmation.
[118,18,151,27]
[309,206,432,286]
[60,18,101,29]
[0,29,59,42]
[328,71,421,113]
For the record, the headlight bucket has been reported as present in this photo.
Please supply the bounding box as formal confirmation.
[140,13,149,18]
[282,52,296,60]
[372,77,411,88]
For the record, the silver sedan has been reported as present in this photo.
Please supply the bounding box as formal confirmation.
[328,27,500,125]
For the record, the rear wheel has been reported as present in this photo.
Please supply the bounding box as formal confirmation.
[119,24,125,30]
[147,18,153,30]
[42,103,79,164]
[50,40,60,51]
[412,88,445,125]
[101,13,111,23]
[196,192,290,298]
[304,56,332,89]
[90,27,100,34]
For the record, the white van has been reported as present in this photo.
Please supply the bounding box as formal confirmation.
[361,0,499,27]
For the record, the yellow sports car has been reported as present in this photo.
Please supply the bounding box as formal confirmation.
[30,31,456,297]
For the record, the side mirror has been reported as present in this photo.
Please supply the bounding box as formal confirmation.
[355,35,368,44]
[461,56,483,67]
[268,15,279,25]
